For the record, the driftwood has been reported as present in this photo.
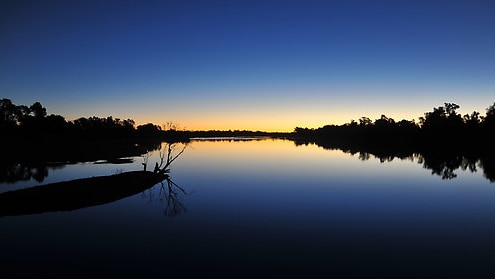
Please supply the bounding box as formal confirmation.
[0,171,168,217]
[148,142,188,175]
[0,142,188,217]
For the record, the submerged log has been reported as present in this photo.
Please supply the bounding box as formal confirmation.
[0,171,168,217]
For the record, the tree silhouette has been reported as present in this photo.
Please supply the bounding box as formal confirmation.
[0,99,20,132]
[420,103,463,133]
[292,101,495,181]
[30,102,47,118]
[482,102,495,128]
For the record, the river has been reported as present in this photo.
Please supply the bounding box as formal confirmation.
[1,138,495,278]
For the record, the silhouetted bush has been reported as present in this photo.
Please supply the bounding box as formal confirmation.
[292,101,495,181]
[294,101,495,153]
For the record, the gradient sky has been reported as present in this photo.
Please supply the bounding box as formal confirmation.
[1,0,494,131]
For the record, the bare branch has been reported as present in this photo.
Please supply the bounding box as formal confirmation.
[141,152,151,171]
[157,147,166,169]
[160,142,188,172]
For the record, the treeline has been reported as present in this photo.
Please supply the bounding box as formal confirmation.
[0,99,166,141]
[293,102,495,155]
[0,99,286,142]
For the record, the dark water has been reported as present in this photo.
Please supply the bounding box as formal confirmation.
[1,139,495,278]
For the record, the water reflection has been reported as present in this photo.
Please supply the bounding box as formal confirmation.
[191,136,270,142]
[0,141,189,217]
[2,138,495,277]
[142,177,189,217]
[0,140,161,184]
[295,141,495,182]
[2,138,495,186]
[0,162,65,183]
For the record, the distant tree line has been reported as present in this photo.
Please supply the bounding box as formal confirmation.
[5,98,494,154]
[0,99,287,142]
[3,99,495,182]
[292,102,495,182]
[293,102,495,155]
[0,99,165,141]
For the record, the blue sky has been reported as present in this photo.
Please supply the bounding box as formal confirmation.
[1,0,494,131]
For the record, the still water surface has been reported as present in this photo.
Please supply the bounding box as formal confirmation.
[1,139,495,278]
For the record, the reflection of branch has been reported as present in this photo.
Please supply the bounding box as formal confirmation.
[141,177,189,217]
[141,142,189,217]
[166,177,188,195]
[161,178,188,217]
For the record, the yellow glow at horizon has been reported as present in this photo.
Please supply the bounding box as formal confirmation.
[62,104,429,132]
[184,137,355,161]
[132,108,424,132]
[56,86,494,132]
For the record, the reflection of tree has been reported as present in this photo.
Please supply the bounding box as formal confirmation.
[358,152,370,161]
[142,177,188,217]
[141,142,189,217]
[1,141,162,184]
[161,178,188,217]
[417,154,463,180]
[312,144,495,182]
[0,162,56,183]
[479,157,495,182]
[413,154,484,180]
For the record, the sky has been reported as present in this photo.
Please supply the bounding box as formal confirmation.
[1,0,494,131]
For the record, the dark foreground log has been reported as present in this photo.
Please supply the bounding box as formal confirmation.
[0,171,168,217]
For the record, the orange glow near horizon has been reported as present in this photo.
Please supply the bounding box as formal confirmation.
[58,94,492,132]
[62,105,425,132]
[130,110,424,132]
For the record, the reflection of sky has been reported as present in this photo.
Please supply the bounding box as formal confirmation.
[2,139,495,276]
[173,140,494,233]
[175,139,486,185]
[2,0,495,131]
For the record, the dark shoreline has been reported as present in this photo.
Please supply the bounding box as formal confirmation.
[2,135,495,183]
[0,171,167,217]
